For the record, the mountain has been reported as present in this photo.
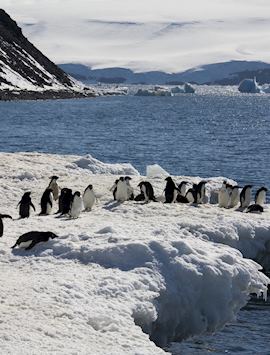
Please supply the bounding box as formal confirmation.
[0,9,95,100]
[59,61,270,85]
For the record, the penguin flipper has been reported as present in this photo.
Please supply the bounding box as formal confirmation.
[31,203,36,212]
[0,214,12,219]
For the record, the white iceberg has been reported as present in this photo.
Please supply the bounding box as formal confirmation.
[238,78,262,93]
[135,87,172,97]
[146,164,169,178]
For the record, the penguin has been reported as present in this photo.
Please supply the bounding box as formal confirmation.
[110,179,119,200]
[115,177,128,202]
[178,181,188,197]
[164,177,178,203]
[48,176,59,201]
[255,187,268,207]
[69,191,83,218]
[229,186,240,208]
[246,204,264,213]
[240,185,253,208]
[39,188,53,215]
[218,181,230,208]
[125,176,134,200]
[83,184,96,211]
[11,231,58,250]
[0,214,12,238]
[185,185,197,203]
[138,181,156,202]
[196,181,207,204]
[57,188,73,214]
[17,192,36,218]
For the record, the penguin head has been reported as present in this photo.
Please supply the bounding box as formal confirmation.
[165,177,172,182]
[23,191,31,197]
[48,232,58,239]
[260,187,268,192]
[138,181,144,187]
[87,184,93,190]
[74,191,81,197]
[119,177,124,182]
[125,176,132,181]
[50,176,59,181]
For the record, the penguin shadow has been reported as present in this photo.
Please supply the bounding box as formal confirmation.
[102,200,124,211]
[234,206,246,213]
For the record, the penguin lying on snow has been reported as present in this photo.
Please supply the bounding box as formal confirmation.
[11,231,58,250]
[17,192,36,218]
[137,181,156,202]
[246,204,264,213]
[0,214,12,238]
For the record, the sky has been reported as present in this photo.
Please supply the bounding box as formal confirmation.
[2,0,270,72]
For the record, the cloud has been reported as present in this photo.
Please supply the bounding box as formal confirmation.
[2,0,270,71]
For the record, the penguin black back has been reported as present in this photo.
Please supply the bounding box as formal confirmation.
[18,192,36,218]
[58,188,73,214]
[11,231,58,250]
[164,177,177,203]
[40,188,53,215]
[0,214,12,238]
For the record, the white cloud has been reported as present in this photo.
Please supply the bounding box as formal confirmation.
[2,0,270,71]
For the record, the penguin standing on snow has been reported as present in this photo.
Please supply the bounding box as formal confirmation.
[138,181,156,202]
[255,187,268,207]
[57,188,73,214]
[218,181,230,208]
[48,176,59,201]
[164,177,179,203]
[229,186,240,208]
[17,192,36,218]
[178,181,188,197]
[0,214,12,238]
[110,179,119,200]
[39,189,53,215]
[11,231,58,250]
[125,176,134,200]
[240,185,253,208]
[83,184,96,211]
[196,181,207,204]
[69,191,83,218]
[115,177,128,202]
[185,184,198,203]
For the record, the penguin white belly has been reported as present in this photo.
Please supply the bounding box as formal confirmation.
[218,189,230,208]
[180,185,187,196]
[256,191,266,206]
[141,185,148,202]
[83,190,95,211]
[18,241,33,249]
[242,190,251,208]
[230,191,239,208]
[186,191,194,203]
[115,182,128,202]
[46,193,53,214]
[70,197,83,218]
[172,189,178,203]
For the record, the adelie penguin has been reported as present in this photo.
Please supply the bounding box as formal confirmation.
[69,191,83,218]
[57,188,73,214]
[240,185,253,208]
[115,177,128,202]
[0,214,12,238]
[196,181,207,204]
[83,184,96,211]
[125,176,134,200]
[48,176,59,201]
[218,181,230,208]
[39,188,53,215]
[137,181,156,202]
[246,204,264,214]
[229,186,240,208]
[11,231,58,250]
[110,179,119,200]
[185,184,198,204]
[17,192,36,218]
[164,177,178,203]
[255,187,268,207]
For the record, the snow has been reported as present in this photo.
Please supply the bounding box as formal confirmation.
[0,152,269,354]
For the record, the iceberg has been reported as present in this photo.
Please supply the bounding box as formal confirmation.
[238,78,262,93]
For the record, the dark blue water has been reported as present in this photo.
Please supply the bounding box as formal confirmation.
[0,92,270,188]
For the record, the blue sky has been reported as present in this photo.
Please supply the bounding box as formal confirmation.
[2,0,270,72]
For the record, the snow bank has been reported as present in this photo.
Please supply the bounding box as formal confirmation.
[0,152,269,354]
[73,154,139,175]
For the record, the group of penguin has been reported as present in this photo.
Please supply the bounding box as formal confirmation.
[0,175,268,251]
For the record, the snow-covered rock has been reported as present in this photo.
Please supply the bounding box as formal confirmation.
[238,78,262,93]
[0,152,269,354]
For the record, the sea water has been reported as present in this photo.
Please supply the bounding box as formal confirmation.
[0,86,270,353]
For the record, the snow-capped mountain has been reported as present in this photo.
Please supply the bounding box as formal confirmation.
[0,9,93,99]
[59,60,270,85]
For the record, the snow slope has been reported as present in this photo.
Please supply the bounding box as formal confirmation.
[0,152,269,354]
